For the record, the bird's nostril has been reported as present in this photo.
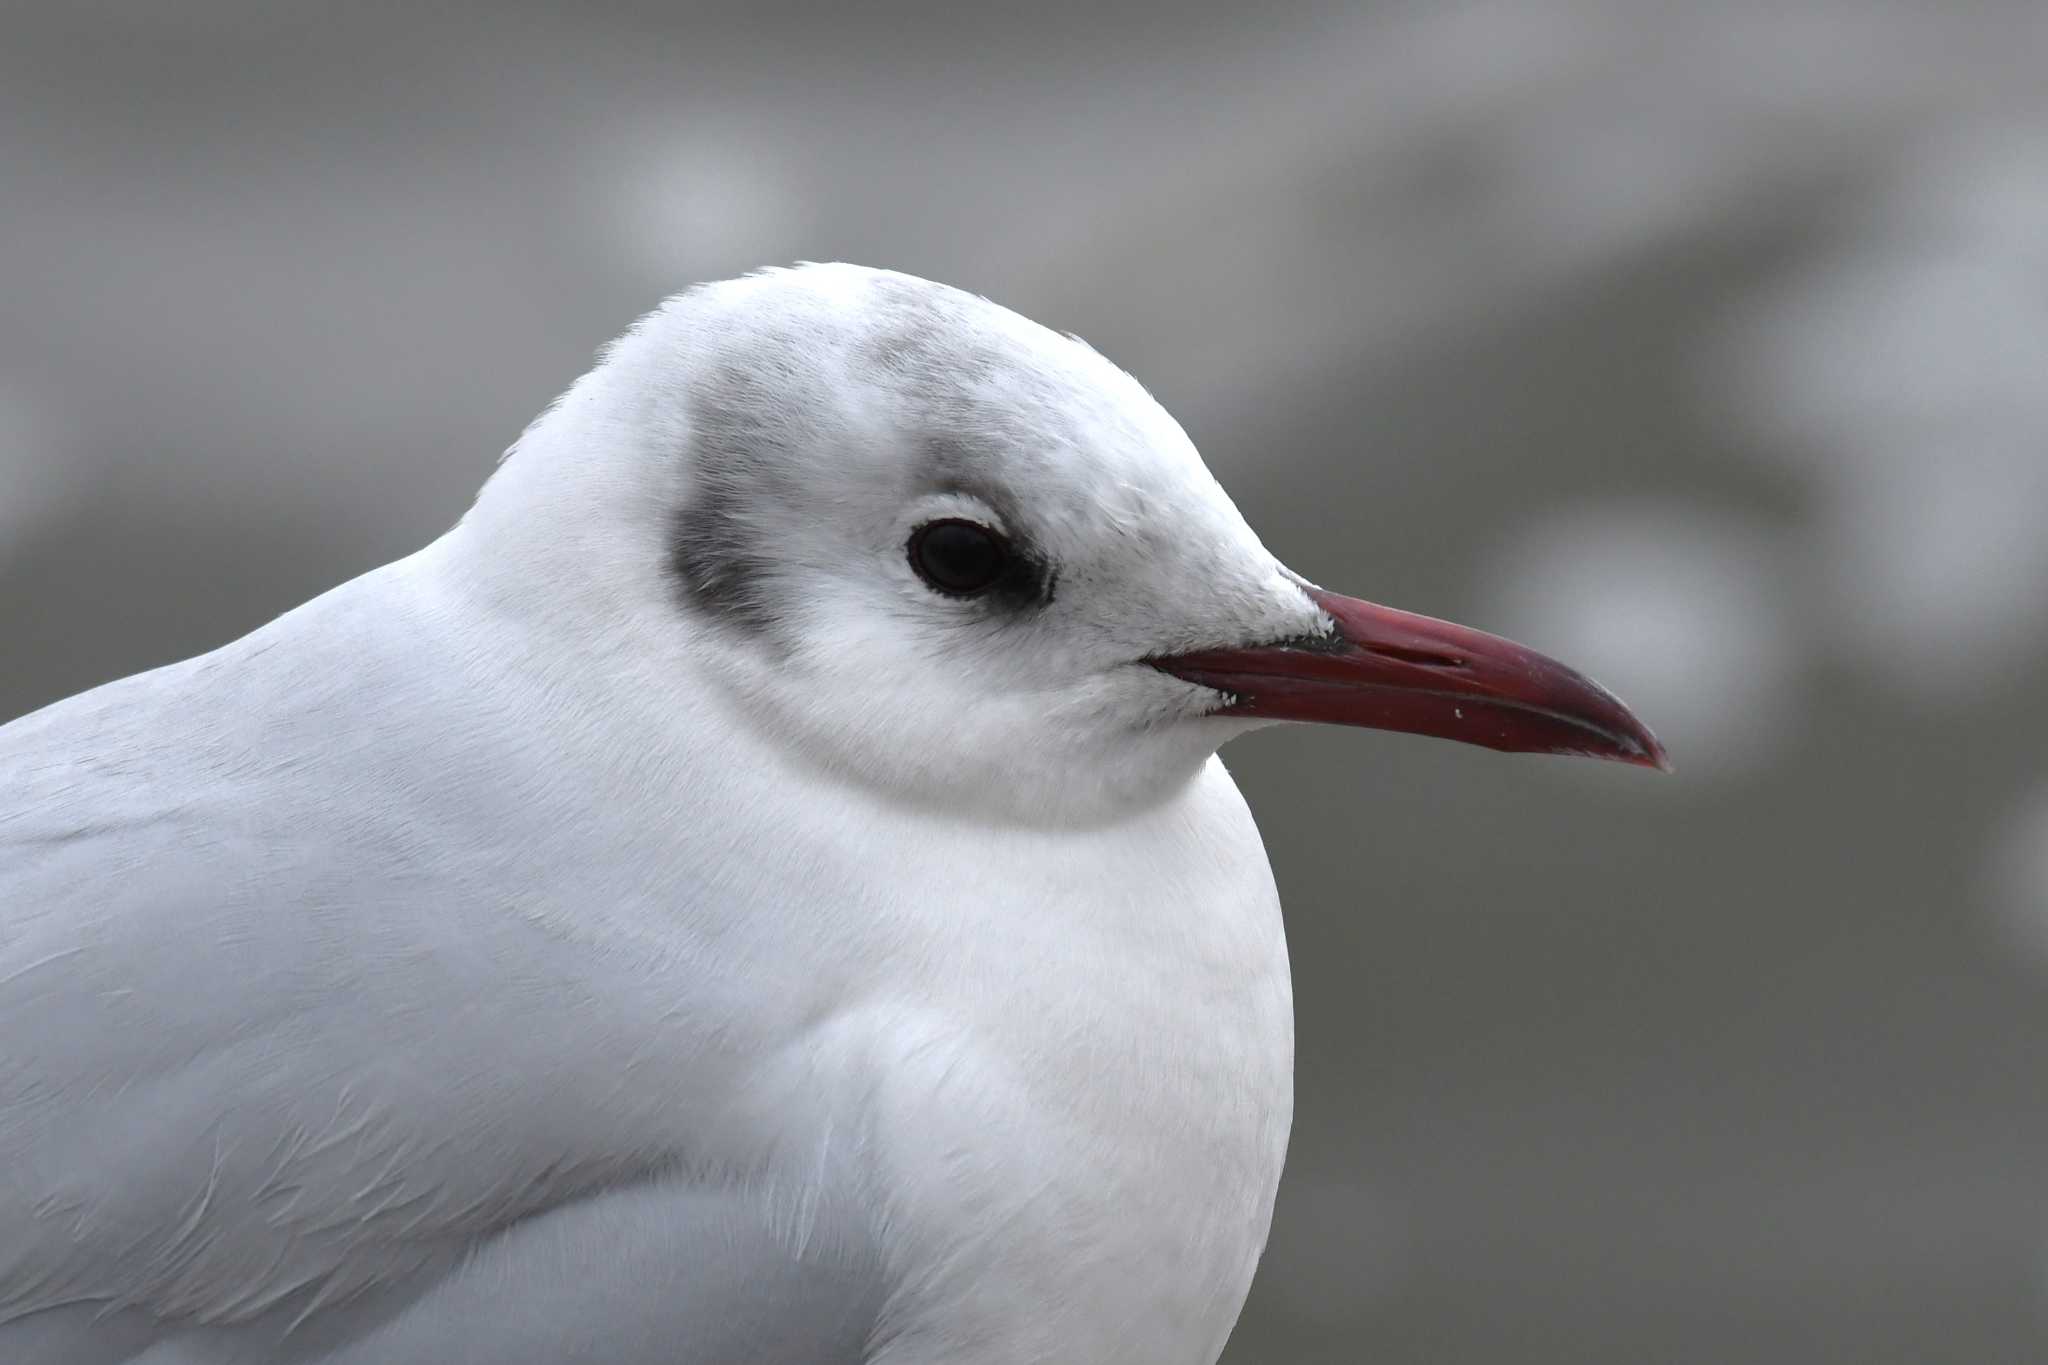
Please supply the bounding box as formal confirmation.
[1361,643,1467,669]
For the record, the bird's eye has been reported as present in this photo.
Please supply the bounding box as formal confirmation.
[908,519,1012,597]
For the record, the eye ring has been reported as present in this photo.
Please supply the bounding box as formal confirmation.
[908,519,1013,598]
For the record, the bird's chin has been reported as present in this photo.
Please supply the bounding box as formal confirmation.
[1180,701,1290,742]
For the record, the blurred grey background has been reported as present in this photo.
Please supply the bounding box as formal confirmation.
[5,2,2048,1360]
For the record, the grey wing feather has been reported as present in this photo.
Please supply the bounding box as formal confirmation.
[0,655,883,1363]
[2,1184,882,1365]
[312,1181,883,1365]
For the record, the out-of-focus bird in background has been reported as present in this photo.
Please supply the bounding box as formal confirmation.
[0,265,1661,1364]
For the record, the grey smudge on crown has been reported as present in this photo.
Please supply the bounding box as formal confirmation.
[858,274,1004,401]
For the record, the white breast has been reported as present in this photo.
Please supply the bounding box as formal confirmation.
[389,557,1300,1364]
[818,761,1296,1365]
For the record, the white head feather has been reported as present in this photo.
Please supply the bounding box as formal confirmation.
[456,263,1323,824]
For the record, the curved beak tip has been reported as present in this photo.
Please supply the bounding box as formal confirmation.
[1613,728,1675,775]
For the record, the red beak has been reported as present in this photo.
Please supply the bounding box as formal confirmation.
[1152,587,1670,771]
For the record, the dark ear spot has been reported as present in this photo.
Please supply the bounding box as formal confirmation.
[670,488,780,636]
[668,345,799,639]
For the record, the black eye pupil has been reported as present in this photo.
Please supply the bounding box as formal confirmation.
[910,519,1010,596]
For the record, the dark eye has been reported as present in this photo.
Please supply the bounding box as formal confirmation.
[908,519,1012,597]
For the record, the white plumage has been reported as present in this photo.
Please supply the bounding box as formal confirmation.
[2,266,1299,1363]
[1,262,1661,1364]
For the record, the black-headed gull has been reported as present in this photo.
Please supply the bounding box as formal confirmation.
[0,264,1663,1364]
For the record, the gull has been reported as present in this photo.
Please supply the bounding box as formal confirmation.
[0,264,1664,1365]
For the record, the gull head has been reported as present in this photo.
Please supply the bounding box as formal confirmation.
[464,264,1665,825]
